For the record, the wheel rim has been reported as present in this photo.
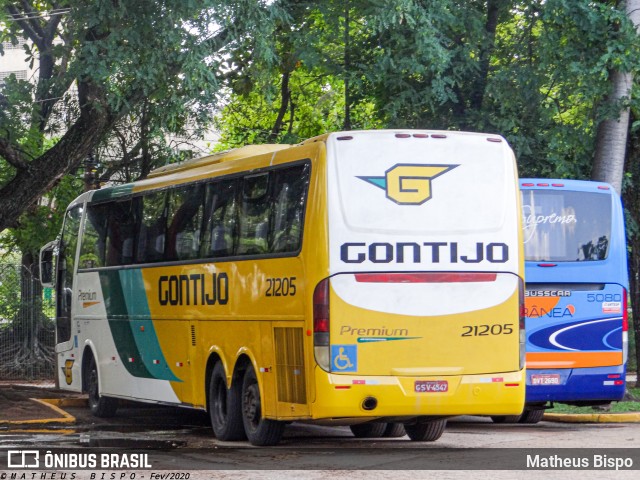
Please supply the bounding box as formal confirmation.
[243,380,261,432]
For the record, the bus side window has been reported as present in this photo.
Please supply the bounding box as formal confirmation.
[136,191,167,264]
[106,200,138,266]
[238,173,270,255]
[166,184,205,261]
[80,204,109,269]
[202,180,238,258]
[270,163,310,253]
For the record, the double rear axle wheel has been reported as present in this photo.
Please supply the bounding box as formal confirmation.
[208,362,448,445]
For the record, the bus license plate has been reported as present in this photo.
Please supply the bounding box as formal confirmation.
[415,380,448,393]
[531,374,561,385]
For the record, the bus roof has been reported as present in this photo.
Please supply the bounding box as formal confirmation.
[147,144,291,179]
[89,131,509,204]
[520,178,616,194]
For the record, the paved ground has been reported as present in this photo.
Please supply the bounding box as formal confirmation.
[0,381,81,423]
[1,373,638,425]
[2,380,640,478]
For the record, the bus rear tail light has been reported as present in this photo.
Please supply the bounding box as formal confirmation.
[519,277,526,371]
[313,278,330,371]
[623,287,629,363]
[623,288,629,332]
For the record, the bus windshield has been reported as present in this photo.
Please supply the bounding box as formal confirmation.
[522,189,612,262]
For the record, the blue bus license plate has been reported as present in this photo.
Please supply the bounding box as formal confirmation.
[531,374,560,385]
[415,380,448,393]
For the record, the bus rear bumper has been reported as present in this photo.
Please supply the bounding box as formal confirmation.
[525,365,626,404]
[310,369,526,419]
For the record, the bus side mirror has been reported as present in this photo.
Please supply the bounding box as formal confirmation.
[39,240,57,288]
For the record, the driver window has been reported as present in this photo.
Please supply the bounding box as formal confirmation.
[57,206,83,344]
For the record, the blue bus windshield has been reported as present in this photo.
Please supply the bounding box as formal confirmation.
[522,190,611,262]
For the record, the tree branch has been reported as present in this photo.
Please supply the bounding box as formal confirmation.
[0,81,116,231]
[6,4,45,49]
[0,138,30,170]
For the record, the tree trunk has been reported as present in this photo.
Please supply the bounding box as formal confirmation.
[591,0,640,194]
[269,70,292,142]
[469,0,504,112]
[591,70,632,193]
[624,110,640,388]
[0,82,114,231]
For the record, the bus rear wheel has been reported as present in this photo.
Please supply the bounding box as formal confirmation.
[241,366,285,446]
[383,423,406,438]
[490,415,521,423]
[519,408,545,424]
[349,422,387,438]
[404,418,446,442]
[209,362,246,441]
[85,355,118,418]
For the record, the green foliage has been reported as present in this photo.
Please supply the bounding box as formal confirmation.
[214,69,381,149]
[0,0,292,236]
[0,173,83,258]
[0,265,21,321]
[213,0,640,182]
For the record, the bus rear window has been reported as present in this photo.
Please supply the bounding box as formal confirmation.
[522,190,611,262]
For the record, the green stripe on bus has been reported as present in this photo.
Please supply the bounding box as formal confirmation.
[99,270,153,379]
[91,184,134,203]
[119,270,181,382]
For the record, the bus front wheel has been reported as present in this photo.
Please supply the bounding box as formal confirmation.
[241,366,285,446]
[85,355,118,418]
[404,418,446,442]
[208,362,246,441]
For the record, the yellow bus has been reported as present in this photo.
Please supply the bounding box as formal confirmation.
[41,130,525,445]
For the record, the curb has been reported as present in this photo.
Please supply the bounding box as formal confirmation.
[0,397,85,426]
[543,412,640,423]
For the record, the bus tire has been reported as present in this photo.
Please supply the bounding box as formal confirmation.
[404,418,446,442]
[349,423,387,438]
[85,355,118,418]
[490,415,521,424]
[383,423,406,438]
[519,409,545,424]
[209,362,246,441]
[241,366,285,446]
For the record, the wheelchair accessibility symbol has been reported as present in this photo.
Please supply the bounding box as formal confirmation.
[331,345,357,372]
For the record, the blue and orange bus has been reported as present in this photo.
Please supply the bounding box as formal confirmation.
[510,179,629,423]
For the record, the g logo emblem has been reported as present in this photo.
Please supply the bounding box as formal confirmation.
[359,164,457,205]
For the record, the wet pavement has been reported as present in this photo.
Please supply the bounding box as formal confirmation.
[2,377,640,474]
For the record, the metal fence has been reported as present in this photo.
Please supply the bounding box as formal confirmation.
[0,264,56,380]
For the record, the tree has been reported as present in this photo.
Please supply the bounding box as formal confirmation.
[213,0,383,148]
[215,0,640,177]
[589,0,640,386]
[0,173,81,379]
[0,0,286,379]
[592,0,640,193]
[0,0,285,233]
